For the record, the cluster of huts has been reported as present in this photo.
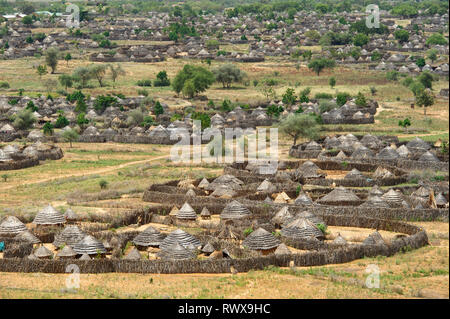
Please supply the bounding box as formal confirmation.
[0,141,63,170]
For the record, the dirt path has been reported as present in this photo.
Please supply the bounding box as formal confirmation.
[0,154,170,191]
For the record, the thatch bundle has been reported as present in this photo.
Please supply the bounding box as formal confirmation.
[242,228,280,251]
[220,200,252,220]
[53,225,86,248]
[281,218,324,240]
[73,235,106,255]
[159,242,196,260]
[56,245,77,259]
[33,205,65,225]
[177,202,197,220]
[14,231,41,244]
[159,229,201,251]
[0,216,28,236]
[317,187,361,205]
[133,226,165,247]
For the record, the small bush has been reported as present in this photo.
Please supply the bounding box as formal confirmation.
[0,81,9,88]
[244,227,253,237]
[314,92,333,100]
[136,79,152,87]
[99,180,108,189]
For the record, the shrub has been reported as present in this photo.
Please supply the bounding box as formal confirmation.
[54,115,69,128]
[153,101,164,116]
[0,81,9,88]
[355,92,367,107]
[319,100,337,113]
[137,79,152,87]
[43,122,54,136]
[244,227,253,237]
[99,180,108,189]
[153,71,170,87]
[93,95,118,113]
[315,92,333,100]
[137,88,149,96]
[266,105,284,118]
[13,109,36,130]
[386,70,400,81]
[191,112,211,129]
[336,92,351,106]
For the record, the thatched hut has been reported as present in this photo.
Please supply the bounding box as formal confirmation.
[257,179,277,193]
[406,137,430,151]
[369,185,384,197]
[200,207,211,220]
[281,218,324,240]
[363,231,385,245]
[14,230,41,244]
[381,189,404,207]
[124,247,142,260]
[435,193,448,208]
[159,242,196,260]
[271,206,295,228]
[198,178,210,189]
[274,243,291,255]
[242,228,280,255]
[177,202,197,221]
[73,235,107,256]
[295,161,325,179]
[33,205,65,226]
[317,187,361,206]
[294,192,313,206]
[418,151,439,162]
[132,226,165,248]
[220,200,252,221]
[63,208,78,223]
[207,175,244,191]
[333,233,348,245]
[56,245,77,259]
[53,225,86,248]
[33,245,53,259]
[0,216,28,236]
[201,242,215,255]
[360,195,390,208]
[344,168,365,180]
[159,229,201,251]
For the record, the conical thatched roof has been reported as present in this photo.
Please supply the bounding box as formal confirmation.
[381,189,403,206]
[406,137,430,150]
[198,178,210,189]
[63,208,78,221]
[0,216,27,235]
[377,146,399,160]
[305,141,322,151]
[435,193,447,206]
[27,253,38,260]
[351,146,374,159]
[360,134,382,149]
[344,168,365,179]
[160,242,196,260]
[185,189,196,197]
[53,225,86,248]
[369,185,384,196]
[264,196,273,203]
[335,150,347,159]
[412,186,430,198]
[73,235,106,255]
[274,192,291,203]
[281,218,324,240]
[295,161,324,179]
[373,167,394,179]
[33,205,65,225]
[14,230,40,244]
[396,145,410,157]
[220,200,252,220]
[207,175,244,191]
[333,233,347,245]
[418,151,439,162]
[274,243,291,255]
[177,202,197,220]
[257,179,276,192]
[169,206,179,217]
[294,192,313,205]
[124,247,142,260]
[34,245,53,259]
[201,242,215,254]
[360,195,390,208]
[210,186,237,198]
[294,211,325,226]
[242,228,280,251]
[79,253,91,260]
[132,226,165,247]
[363,231,385,245]
[56,245,77,258]
[217,225,240,240]
[271,206,294,226]
[317,187,360,204]
[159,229,201,251]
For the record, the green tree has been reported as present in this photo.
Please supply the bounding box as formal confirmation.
[409,81,425,97]
[93,95,117,113]
[308,58,336,76]
[417,71,434,89]
[172,64,215,97]
[61,128,79,147]
[13,109,36,130]
[154,70,170,87]
[153,101,164,116]
[54,114,69,128]
[355,92,367,107]
[415,57,426,68]
[72,66,92,88]
[43,122,54,136]
[282,88,297,106]
[89,64,108,87]
[127,109,144,127]
[76,112,89,128]
[426,33,448,46]
[22,16,33,25]
[398,118,411,132]
[416,90,434,115]
[108,64,125,87]
[212,64,245,88]
[427,49,438,63]
[58,74,73,90]
[394,29,409,43]
[278,113,320,146]
[329,77,336,88]
[353,33,369,47]
[64,53,72,66]
[44,47,59,74]
[36,65,47,79]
